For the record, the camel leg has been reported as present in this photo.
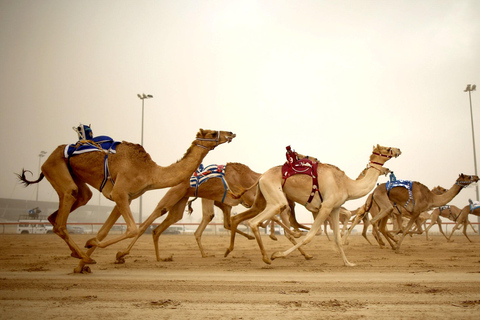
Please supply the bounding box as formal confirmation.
[468,220,477,233]
[224,191,266,258]
[152,197,189,261]
[43,163,95,264]
[462,222,473,242]
[270,211,312,260]
[324,219,331,241]
[74,205,123,273]
[447,222,463,241]
[272,206,355,267]
[343,212,364,245]
[195,199,216,258]
[215,201,255,240]
[424,218,439,241]
[268,220,278,241]
[393,216,418,251]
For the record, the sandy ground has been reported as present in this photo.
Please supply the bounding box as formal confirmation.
[0,232,480,319]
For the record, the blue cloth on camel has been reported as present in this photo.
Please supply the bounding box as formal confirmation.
[63,136,121,158]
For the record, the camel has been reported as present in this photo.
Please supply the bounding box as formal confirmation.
[112,162,260,264]
[17,129,235,270]
[224,144,401,266]
[446,201,480,242]
[344,186,448,246]
[359,174,478,251]
[424,205,476,241]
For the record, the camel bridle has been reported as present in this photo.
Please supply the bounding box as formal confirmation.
[195,131,221,150]
[370,149,395,166]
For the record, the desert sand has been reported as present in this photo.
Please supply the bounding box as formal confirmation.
[0,232,479,319]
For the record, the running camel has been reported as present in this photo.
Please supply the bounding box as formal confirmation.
[17,129,235,272]
[225,144,401,266]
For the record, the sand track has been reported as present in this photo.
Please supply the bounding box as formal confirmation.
[0,233,479,319]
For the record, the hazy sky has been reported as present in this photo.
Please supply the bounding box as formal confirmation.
[1,0,479,223]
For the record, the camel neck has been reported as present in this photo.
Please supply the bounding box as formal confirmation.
[148,143,210,189]
[431,184,463,208]
[347,166,382,200]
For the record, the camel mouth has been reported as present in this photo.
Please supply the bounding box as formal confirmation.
[226,133,236,143]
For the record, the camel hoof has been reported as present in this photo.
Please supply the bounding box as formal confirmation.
[82,256,96,264]
[246,235,255,240]
[271,251,284,260]
[115,251,127,264]
[224,248,232,257]
[269,235,278,241]
[84,238,99,249]
[74,265,92,274]
[345,262,356,267]
[262,256,272,264]
[304,254,313,260]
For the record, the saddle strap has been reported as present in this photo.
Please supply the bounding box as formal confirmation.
[99,154,115,192]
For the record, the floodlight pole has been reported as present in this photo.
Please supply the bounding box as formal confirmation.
[464,84,479,233]
[137,93,153,223]
[36,151,47,201]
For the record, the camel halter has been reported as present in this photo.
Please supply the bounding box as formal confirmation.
[370,149,394,166]
[195,131,220,150]
[456,176,476,188]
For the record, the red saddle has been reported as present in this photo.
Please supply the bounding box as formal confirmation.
[281,146,322,205]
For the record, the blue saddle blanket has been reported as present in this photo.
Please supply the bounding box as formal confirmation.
[469,200,480,212]
[64,136,121,158]
[190,164,226,188]
[386,179,413,192]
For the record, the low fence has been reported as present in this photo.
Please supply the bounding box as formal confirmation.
[0,221,478,236]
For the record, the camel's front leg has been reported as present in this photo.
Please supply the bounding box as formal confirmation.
[248,203,288,264]
[393,216,417,251]
[86,188,137,249]
[272,206,355,267]
[75,205,122,273]
[275,209,313,260]
[115,200,172,264]
[329,208,355,267]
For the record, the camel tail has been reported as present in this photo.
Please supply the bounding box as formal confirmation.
[15,169,45,187]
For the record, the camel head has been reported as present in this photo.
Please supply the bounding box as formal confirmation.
[369,144,401,169]
[431,185,448,195]
[195,129,236,150]
[455,174,479,188]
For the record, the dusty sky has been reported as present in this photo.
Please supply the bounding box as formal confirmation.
[1,0,479,223]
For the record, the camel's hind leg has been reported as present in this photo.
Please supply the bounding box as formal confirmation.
[152,197,189,261]
[224,187,266,258]
[215,201,254,241]
[195,199,217,258]
[42,156,94,264]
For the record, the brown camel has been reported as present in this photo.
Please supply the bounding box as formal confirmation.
[112,162,260,264]
[17,129,235,271]
[344,186,447,246]
[360,174,478,251]
[225,144,401,266]
[446,202,480,242]
[424,204,476,241]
